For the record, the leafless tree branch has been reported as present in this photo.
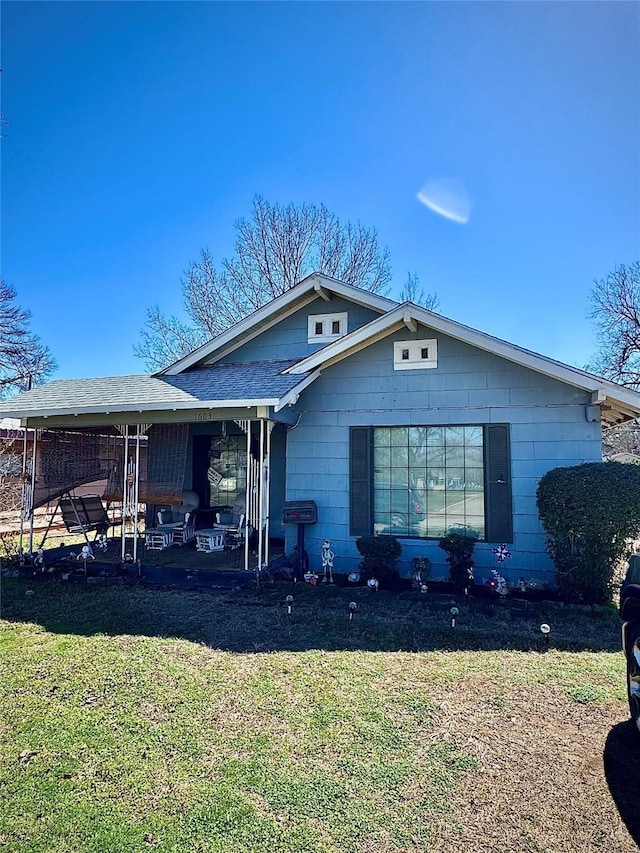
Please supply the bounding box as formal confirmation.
[137,197,394,370]
[0,281,56,398]
[588,262,640,388]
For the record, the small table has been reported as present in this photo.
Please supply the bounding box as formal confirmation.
[195,529,225,553]
[145,528,174,550]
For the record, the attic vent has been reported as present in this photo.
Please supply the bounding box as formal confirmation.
[393,339,438,370]
[308,312,348,343]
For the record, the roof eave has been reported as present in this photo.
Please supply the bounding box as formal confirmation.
[284,303,640,419]
[1,397,282,420]
[159,274,398,375]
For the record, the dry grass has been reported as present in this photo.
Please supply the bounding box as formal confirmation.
[1,578,638,852]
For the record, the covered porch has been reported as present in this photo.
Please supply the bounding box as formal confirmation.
[1,360,309,576]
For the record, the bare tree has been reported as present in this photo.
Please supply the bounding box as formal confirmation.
[135,197,393,370]
[0,423,24,513]
[0,281,56,398]
[399,271,440,311]
[589,262,640,388]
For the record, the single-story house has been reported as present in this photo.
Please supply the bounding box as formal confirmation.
[2,272,640,585]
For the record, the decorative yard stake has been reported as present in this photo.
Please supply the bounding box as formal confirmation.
[540,623,551,651]
[492,543,512,564]
[321,540,335,584]
[450,606,459,628]
[349,601,357,621]
[490,543,512,598]
[367,578,379,592]
[77,544,95,577]
[286,594,294,616]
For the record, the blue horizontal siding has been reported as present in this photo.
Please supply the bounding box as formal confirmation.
[281,324,602,586]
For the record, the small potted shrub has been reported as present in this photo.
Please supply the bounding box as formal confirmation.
[438,528,478,593]
[355,535,402,588]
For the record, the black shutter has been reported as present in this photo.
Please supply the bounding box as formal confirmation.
[350,427,373,537]
[485,424,513,543]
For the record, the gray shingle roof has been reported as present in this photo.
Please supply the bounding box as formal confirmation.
[0,359,309,417]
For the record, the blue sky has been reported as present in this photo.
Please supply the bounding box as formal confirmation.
[2,1,639,379]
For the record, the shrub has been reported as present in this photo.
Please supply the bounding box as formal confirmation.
[438,528,478,592]
[355,535,402,587]
[536,461,640,604]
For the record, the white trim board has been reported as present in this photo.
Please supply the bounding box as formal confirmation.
[159,273,397,375]
[284,302,640,419]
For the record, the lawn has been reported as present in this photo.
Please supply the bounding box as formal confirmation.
[1,578,639,853]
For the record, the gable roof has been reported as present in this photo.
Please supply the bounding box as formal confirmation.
[0,359,315,419]
[283,302,640,425]
[160,272,397,375]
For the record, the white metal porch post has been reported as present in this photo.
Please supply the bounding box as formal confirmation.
[18,426,28,556]
[244,420,251,572]
[257,419,265,571]
[264,421,273,568]
[28,428,38,554]
[120,427,130,560]
[132,424,142,562]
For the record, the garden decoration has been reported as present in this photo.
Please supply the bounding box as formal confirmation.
[450,606,459,628]
[412,556,431,589]
[95,534,108,553]
[285,594,294,615]
[321,540,335,584]
[77,544,95,576]
[303,570,319,585]
[367,578,379,592]
[347,570,361,584]
[492,543,512,563]
[540,623,551,651]
[348,601,357,621]
[33,549,45,569]
[420,583,429,594]
[484,544,511,597]
[485,569,509,597]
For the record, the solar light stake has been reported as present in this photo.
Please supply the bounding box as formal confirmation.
[450,606,459,628]
[349,601,357,621]
[285,595,294,616]
[540,623,551,651]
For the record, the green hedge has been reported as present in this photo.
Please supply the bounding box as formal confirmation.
[536,461,640,604]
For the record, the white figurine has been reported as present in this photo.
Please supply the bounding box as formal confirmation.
[321,540,335,584]
[77,545,94,562]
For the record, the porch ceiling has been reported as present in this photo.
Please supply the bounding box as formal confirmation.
[0,359,314,421]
